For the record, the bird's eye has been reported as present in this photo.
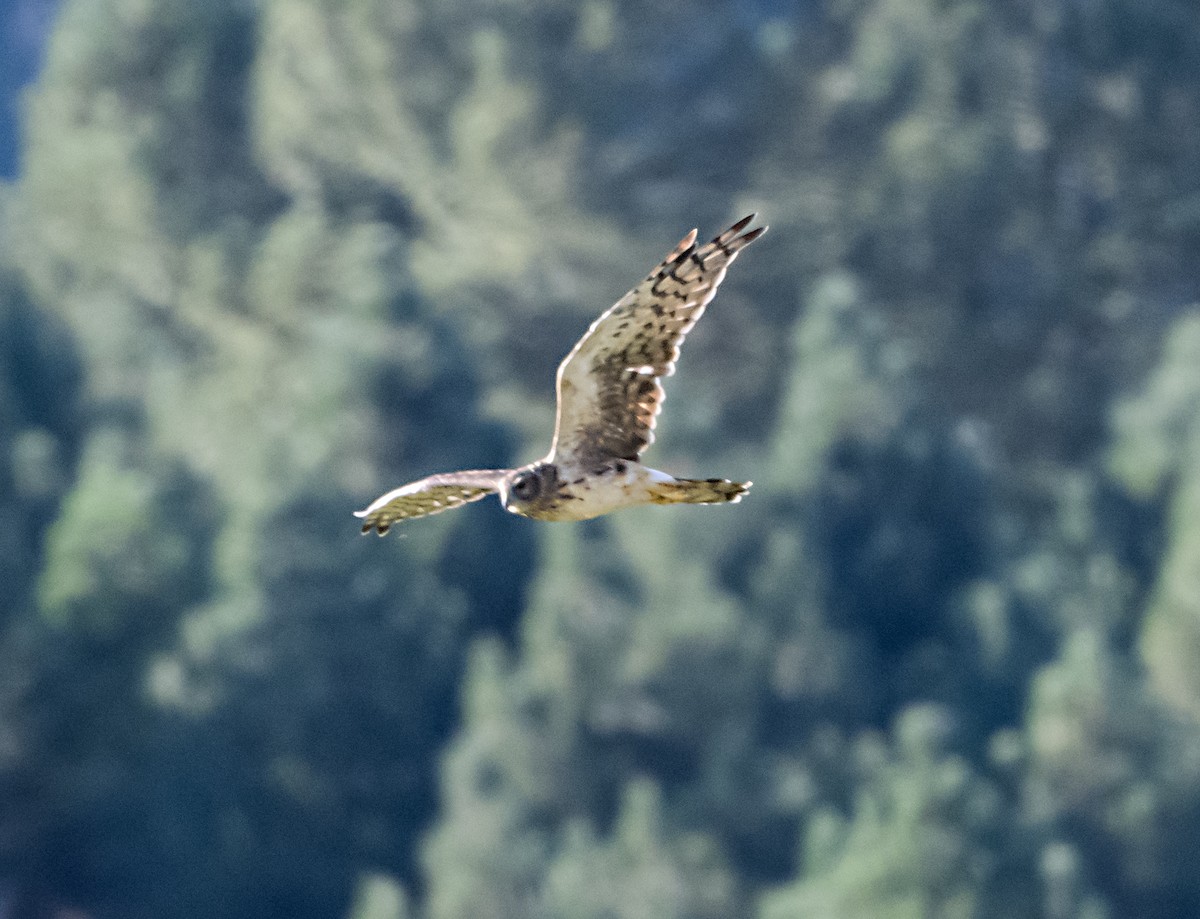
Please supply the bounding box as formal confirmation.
[511,471,540,500]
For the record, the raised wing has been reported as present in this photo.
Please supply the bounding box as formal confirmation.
[550,215,766,465]
[355,470,508,535]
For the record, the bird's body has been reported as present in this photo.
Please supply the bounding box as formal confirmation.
[356,215,766,534]
[496,459,748,522]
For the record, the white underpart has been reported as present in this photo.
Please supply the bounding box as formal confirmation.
[644,466,676,483]
[522,460,680,521]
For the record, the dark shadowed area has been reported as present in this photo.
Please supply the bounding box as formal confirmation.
[0,0,57,176]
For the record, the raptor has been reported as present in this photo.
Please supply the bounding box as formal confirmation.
[357,215,766,534]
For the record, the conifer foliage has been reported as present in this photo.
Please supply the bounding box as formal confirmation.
[3,1,1200,917]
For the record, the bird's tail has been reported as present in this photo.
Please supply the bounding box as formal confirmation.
[650,477,751,506]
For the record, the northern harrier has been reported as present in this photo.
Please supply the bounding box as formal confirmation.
[357,214,766,534]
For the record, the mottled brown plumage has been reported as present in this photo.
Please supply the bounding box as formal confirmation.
[356,215,766,534]
[551,213,765,465]
[355,471,507,535]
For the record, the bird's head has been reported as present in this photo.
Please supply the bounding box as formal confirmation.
[500,462,555,517]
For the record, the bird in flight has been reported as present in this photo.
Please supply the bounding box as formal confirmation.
[357,214,767,534]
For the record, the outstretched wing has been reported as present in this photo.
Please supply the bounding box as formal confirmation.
[550,215,766,465]
[355,470,508,535]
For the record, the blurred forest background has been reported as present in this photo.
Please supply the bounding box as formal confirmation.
[3,0,1200,917]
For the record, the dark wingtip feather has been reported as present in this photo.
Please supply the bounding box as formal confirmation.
[713,214,767,250]
[357,516,389,536]
[727,213,756,234]
[740,225,767,245]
